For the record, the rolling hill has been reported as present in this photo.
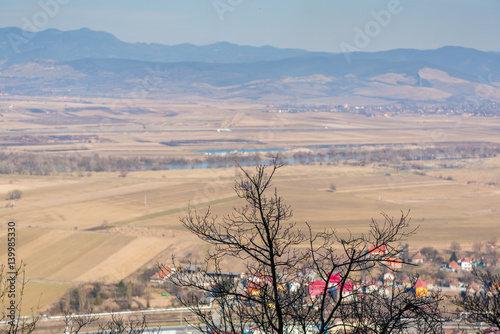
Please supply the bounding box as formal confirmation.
[1,27,499,103]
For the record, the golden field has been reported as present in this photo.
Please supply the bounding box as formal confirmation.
[0,96,499,313]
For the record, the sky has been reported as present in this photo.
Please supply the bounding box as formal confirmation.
[1,0,499,52]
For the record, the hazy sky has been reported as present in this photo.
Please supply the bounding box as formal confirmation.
[1,0,499,52]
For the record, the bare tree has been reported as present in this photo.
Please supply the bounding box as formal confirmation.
[340,277,445,334]
[5,189,23,201]
[63,314,99,334]
[96,314,159,334]
[60,313,160,334]
[450,241,462,254]
[0,262,38,334]
[472,242,484,256]
[454,269,500,332]
[166,159,441,334]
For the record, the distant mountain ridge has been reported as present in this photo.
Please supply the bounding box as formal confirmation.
[0,27,311,64]
[1,27,499,103]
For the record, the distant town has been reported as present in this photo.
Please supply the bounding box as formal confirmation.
[264,102,500,117]
[150,240,500,301]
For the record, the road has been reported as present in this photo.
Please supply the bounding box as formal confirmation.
[1,306,209,334]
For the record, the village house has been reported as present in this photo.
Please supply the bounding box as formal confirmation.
[402,277,412,289]
[150,266,173,283]
[368,244,387,258]
[377,285,392,299]
[383,273,395,287]
[308,280,327,298]
[341,280,354,301]
[363,282,378,294]
[328,272,342,288]
[411,251,426,264]
[448,260,462,272]
[385,257,403,269]
[415,280,428,298]
[361,276,377,287]
[460,258,472,272]
[466,282,481,295]
[445,328,467,334]
[487,241,498,249]
[448,279,462,290]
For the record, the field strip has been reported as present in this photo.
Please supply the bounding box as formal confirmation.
[335,180,455,193]
[19,229,71,254]
[73,237,173,282]
[49,235,136,281]
[16,182,177,212]
[387,190,500,203]
[25,279,81,284]
[111,195,239,226]
[0,228,52,257]
[20,233,134,281]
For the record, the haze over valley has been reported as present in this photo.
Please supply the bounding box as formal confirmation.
[0,4,499,331]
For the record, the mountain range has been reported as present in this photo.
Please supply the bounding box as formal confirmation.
[1,27,499,104]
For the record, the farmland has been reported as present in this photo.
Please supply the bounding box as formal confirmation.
[1,96,500,314]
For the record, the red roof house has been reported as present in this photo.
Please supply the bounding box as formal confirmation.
[385,257,403,269]
[309,280,327,297]
[449,261,461,271]
[150,266,173,282]
[328,272,342,286]
[369,245,387,257]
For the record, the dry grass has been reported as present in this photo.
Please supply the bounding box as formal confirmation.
[0,97,500,314]
[2,97,500,159]
[20,282,71,316]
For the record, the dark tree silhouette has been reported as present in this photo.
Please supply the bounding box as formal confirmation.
[5,189,22,201]
[167,159,443,334]
[450,241,462,254]
[0,262,38,334]
[450,251,458,263]
[340,277,445,334]
[454,269,500,333]
[63,314,99,334]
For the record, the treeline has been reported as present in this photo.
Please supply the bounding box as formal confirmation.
[47,268,185,315]
[0,142,498,175]
[294,142,500,167]
[0,134,105,146]
[48,281,150,315]
[0,151,266,175]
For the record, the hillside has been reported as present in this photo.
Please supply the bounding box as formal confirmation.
[1,28,500,103]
